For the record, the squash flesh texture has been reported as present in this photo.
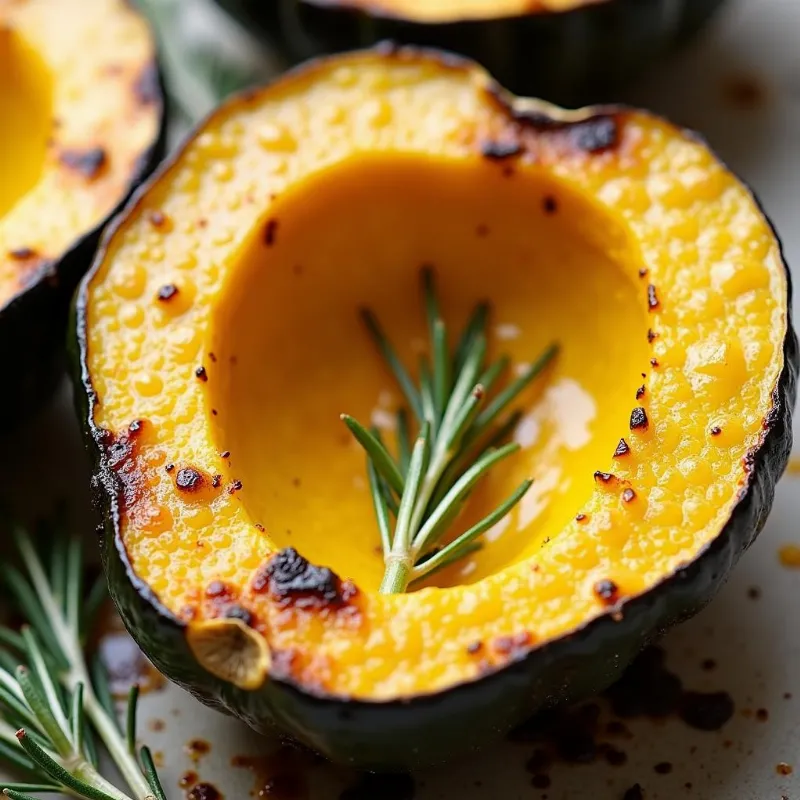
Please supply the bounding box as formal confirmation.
[0,0,160,305]
[84,54,786,699]
[0,30,51,220]
[312,0,603,22]
[208,154,648,590]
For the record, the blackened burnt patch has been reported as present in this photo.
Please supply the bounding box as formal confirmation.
[648,284,660,310]
[594,579,619,605]
[630,407,649,430]
[480,141,522,160]
[614,438,630,458]
[157,284,179,302]
[176,468,205,492]
[134,61,161,106]
[252,547,355,610]
[264,219,278,246]
[60,147,107,179]
[511,107,620,154]
[570,116,619,153]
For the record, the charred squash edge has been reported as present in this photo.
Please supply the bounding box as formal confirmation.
[0,22,167,424]
[213,0,729,103]
[71,47,797,769]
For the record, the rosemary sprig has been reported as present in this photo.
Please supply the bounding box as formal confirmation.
[0,519,166,800]
[343,268,559,594]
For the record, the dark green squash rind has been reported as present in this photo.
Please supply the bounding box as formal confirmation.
[71,48,797,770]
[0,56,167,426]
[214,0,728,104]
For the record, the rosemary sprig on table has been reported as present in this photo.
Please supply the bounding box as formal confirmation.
[0,518,166,800]
[343,268,559,594]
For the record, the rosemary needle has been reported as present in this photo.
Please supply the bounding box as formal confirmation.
[344,267,559,593]
[0,519,167,800]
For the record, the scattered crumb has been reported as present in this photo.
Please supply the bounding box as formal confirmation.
[776,762,793,776]
[721,73,769,109]
[778,544,800,568]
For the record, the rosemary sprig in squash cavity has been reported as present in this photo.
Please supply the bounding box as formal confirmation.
[342,268,559,594]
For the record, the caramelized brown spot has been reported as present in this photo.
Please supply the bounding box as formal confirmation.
[60,147,107,179]
[614,438,630,458]
[722,73,767,110]
[176,468,205,493]
[647,284,659,310]
[205,581,232,599]
[711,426,723,436]
[220,450,231,459]
[575,513,587,522]
[493,631,531,655]
[264,219,279,246]
[148,210,167,228]
[647,328,658,343]
[251,547,356,610]
[650,358,660,368]
[543,196,558,214]
[179,771,198,789]
[211,474,221,488]
[8,247,36,260]
[475,223,489,237]
[466,641,483,655]
[594,579,619,605]
[636,385,646,400]
[157,284,179,302]
[134,61,161,105]
[621,488,637,503]
[186,782,220,800]
[480,140,522,159]
[165,463,175,473]
[195,366,208,382]
[630,407,649,431]
[638,268,648,278]
[255,523,265,532]
[228,479,243,494]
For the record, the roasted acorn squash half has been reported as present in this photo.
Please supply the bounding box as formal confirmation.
[0,0,165,421]
[214,0,729,103]
[74,47,797,769]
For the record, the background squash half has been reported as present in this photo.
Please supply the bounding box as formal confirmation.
[0,0,165,422]
[74,47,797,769]
[213,0,730,104]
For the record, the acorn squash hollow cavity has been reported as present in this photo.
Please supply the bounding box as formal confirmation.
[0,0,165,421]
[75,48,797,769]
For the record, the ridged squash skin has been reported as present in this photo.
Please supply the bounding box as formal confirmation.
[213,0,728,103]
[73,47,797,770]
[0,0,166,423]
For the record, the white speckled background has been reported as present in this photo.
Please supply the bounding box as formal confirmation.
[1,0,799,797]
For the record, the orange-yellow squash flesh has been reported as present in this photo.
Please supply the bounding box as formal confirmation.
[0,0,160,306]
[83,50,788,700]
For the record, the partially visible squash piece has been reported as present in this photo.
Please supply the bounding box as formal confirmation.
[74,47,796,769]
[213,0,729,103]
[0,0,165,421]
